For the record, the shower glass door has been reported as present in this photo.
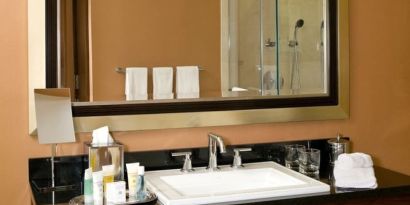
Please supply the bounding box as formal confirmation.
[228,0,260,94]
[227,0,328,97]
[228,0,278,96]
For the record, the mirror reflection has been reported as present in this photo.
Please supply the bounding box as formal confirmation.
[55,0,328,102]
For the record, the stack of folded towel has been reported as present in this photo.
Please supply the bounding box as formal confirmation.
[333,153,377,189]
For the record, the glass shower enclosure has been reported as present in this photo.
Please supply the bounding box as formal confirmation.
[225,0,328,97]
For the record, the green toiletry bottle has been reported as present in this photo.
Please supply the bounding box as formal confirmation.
[84,168,93,204]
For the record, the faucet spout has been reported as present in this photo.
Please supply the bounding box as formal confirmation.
[207,133,226,171]
[211,133,226,153]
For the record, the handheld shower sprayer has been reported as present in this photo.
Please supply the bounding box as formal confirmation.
[293,19,304,44]
[289,19,304,47]
[289,19,305,93]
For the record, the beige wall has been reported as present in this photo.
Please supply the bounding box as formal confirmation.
[1,0,410,204]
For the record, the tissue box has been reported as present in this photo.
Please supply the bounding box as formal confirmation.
[85,142,124,181]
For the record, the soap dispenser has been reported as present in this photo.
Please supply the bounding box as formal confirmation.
[327,134,350,165]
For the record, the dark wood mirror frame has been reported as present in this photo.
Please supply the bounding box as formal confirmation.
[46,0,339,117]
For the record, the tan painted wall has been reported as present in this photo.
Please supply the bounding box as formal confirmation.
[1,0,410,204]
[0,0,29,203]
[90,0,221,101]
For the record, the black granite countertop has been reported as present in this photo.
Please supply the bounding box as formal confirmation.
[30,165,410,205]
[29,139,410,205]
[240,166,410,205]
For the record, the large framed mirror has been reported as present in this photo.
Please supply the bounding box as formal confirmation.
[29,0,349,132]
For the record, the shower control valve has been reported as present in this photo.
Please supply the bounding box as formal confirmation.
[264,38,276,48]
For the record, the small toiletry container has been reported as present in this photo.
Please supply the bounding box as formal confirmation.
[327,134,349,165]
[83,168,93,203]
[106,181,126,203]
[85,142,124,180]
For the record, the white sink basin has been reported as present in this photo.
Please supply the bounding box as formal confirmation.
[145,161,330,205]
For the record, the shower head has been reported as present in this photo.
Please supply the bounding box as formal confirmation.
[295,19,304,28]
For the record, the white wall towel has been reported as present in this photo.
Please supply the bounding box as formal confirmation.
[125,67,148,101]
[335,153,374,170]
[333,167,377,189]
[153,67,174,100]
[176,66,200,99]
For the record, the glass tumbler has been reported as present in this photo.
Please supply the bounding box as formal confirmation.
[298,148,321,176]
[285,144,306,171]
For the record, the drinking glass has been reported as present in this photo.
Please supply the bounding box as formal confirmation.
[285,144,306,171]
[298,148,321,176]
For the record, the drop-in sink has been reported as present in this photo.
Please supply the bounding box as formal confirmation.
[145,161,330,205]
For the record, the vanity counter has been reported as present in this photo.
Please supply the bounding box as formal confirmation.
[240,166,410,205]
[29,140,410,205]
[30,165,410,205]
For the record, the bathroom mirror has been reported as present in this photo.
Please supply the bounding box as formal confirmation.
[48,0,332,102]
[29,0,349,132]
[34,88,76,144]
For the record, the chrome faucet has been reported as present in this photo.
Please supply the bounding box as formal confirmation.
[207,133,226,171]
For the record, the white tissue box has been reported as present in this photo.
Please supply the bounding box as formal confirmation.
[85,142,124,180]
[106,181,126,203]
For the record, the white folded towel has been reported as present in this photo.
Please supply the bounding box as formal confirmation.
[333,167,377,189]
[176,66,200,99]
[335,153,373,170]
[333,153,377,189]
[125,67,148,101]
[153,67,174,100]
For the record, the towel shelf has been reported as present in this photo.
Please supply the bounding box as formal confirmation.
[115,67,204,74]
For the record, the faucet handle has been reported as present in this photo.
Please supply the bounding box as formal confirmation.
[172,151,194,172]
[232,148,252,168]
